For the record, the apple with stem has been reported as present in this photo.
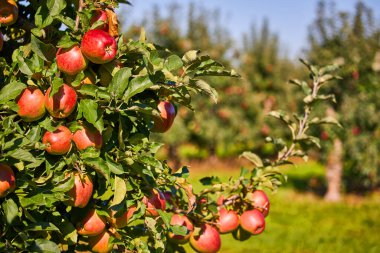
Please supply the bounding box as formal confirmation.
[17,87,46,122]
[45,84,77,118]
[190,224,221,253]
[81,29,117,64]
[42,125,72,155]
[0,164,16,198]
[240,209,265,235]
[246,190,270,217]
[56,45,88,76]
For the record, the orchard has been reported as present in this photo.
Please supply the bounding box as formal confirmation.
[0,1,340,252]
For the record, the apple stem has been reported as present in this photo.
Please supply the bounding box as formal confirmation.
[74,0,84,32]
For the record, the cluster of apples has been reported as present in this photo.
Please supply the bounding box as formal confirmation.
[0,0,19,51]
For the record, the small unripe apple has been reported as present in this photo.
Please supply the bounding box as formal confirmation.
[56,45,88,76]
[81,29,117,64]
[66,173,93,208]
[109,205,136,229]
[142,189,166,217]
[88,231,113,253]
[217,208,239,234]
[45,84,77,118]
[0,164,16,198]
[246,190,270,217]
[77,209,106,236]
[90,10,108,31]
[168,214,194,244]
[17,87,46,122]
[152,101,176,133]
[240,209,265,235]
[232,226,251,241]
[72,123,102,151]
[189,224,221,253]
[42,125,72,155]
[0,0,18,26]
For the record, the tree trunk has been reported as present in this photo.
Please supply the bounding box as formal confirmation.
[324,137,343,201]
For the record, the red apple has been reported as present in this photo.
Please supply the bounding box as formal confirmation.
[232,226,251,241]
[189,224,221,253]
[168,214,194,244]
[17,87,46,122]
[72,123,102,151]
[66,173,93,208]
[88,231,113,253]
[152,101,176,133]
[42,125,72,155]
[0,32,3,51]
[240,209,265,235]
[45,84,77,118]
[109,205,136,229]
[0,164,16,198]
[90,10,108,31]
[142,189,166,217]
[56,45,88,76]
[0,0,18,26]
[77,209,106,236]
[246,190,270,217]
[217,208,239,234]
[81,29,117,64]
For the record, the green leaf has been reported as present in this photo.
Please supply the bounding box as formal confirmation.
[240,151,264,167]
[105,155,125,175]
[123,76,154,102]
[0,82,26,104]
[78,99,104,132]
[29,239,60,253]
[46,0,67,16]
[57,35,77,49]
[165,55,183,71]
[171,224,188,236]
[31,35,56,62]
[191,79,218,103]
[26,222,60,232]
[84,157,110,181]
[111,176,127,206]
[108,67,132,98]
[50,78,64,97]
[182,50,200,64]
[7,149,38,163]
[2,199,18,225]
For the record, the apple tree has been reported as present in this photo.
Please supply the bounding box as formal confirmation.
[0,0,339,252]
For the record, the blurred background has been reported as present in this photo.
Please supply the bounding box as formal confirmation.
[119,1,380,252]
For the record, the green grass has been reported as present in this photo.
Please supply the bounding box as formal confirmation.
[184,162,380,253]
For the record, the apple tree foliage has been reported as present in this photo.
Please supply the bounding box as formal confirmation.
[0,0,339,252]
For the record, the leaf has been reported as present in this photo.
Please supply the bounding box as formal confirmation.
[240,151,264,167]
[310,116,342,128]
[29,239,60,253]
[31,35,56,62]
[26,222,60,232]
[46,0,67,16]
[108,68,132,98]
[165,55,183,71]
[2,199,18,225]
[171,225,188,236]
[268,110,293,125]
[105,155,125,175]
[123,76,154,102]
[0,82,26,104]
[175,178,196,214]
[84,157,110,182]
[111,176,127,206]
[105,9,119,37]
[191,79,218,103]
[50,77,64,97]
[78,99,104,132]
[7,149,38,163]
[182,50,200,64]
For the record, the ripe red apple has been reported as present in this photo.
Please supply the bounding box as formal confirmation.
[17,87,46,122]
[56,45,88,76]
[189,224,221,253]
[81,29,117,64]
[90,10,108,31]
[142,189,166,217]
[217,208,239,234]
[88,231,113,253]
[45,84,77,118]
[72,123,102,151]
[240,209,265,235]
[152,101,176,133]
[77,209,106,236]
[168,214,194,244]
[66,173,93,208]
[232,226,251,241]
[109,205,136,229]
[246,190,270,217]
[0,32,3,51]
[0,164,16,198]
[42,125,72,155]
[0,0,18,26]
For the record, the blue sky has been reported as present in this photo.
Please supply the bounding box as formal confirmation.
[120,0,380,59]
